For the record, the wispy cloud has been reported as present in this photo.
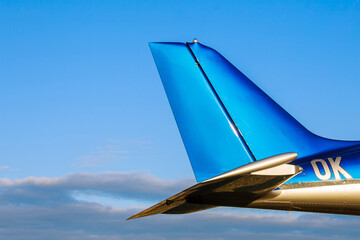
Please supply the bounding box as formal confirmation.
[0,165,9,170]
[75,145,129,167]
[0,172,359,240]
[74,139,152,168]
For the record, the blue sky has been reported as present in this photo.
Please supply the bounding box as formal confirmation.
[1,0,360,239]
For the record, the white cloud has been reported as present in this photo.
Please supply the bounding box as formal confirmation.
[0,172,359,240]
[0,172,194,203]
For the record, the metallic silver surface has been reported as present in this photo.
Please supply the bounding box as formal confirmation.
[128,162,360,218]
[127,153,301,220]
[246,182,360,215]
[279,179,360,190]
[204,152,298,182]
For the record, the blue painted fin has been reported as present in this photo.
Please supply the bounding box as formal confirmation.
[186,42,360,162]
[149,42,255,182]
[149,41,360,182]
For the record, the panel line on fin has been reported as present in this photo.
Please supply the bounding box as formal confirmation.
[185,42,257,161]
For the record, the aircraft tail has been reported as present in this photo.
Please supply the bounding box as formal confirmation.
[149,40,358,182]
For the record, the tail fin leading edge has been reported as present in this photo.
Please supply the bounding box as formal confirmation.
[149,42,254,182]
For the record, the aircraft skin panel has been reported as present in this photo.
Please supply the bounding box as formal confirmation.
[288,148,360,183]
[247,182,360,215]
[187,42,360,161]
[187,41,312,160]
[149,42,254,182]
[128,153,301,220]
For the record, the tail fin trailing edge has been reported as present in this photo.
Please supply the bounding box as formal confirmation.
[187,41,360,161]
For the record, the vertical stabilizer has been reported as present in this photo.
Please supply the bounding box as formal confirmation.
[150,40,360,182]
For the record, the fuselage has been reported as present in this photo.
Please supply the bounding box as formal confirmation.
[246,144,360,215]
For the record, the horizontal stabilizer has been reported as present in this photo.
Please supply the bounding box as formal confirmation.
[127,153,301,220]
